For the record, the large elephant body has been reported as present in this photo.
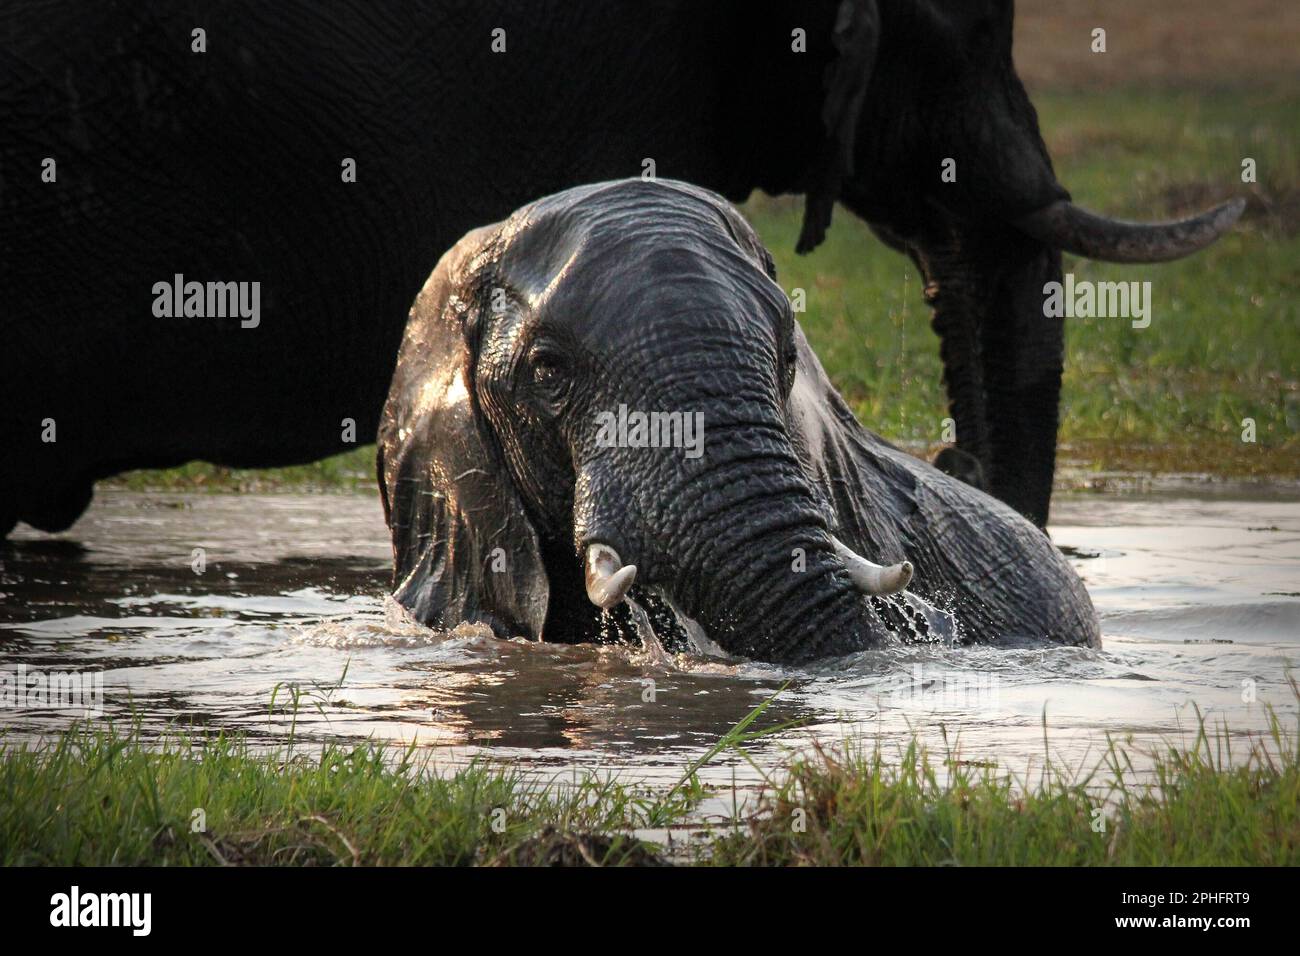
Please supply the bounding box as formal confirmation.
[1,1,1238,534]
[378,179,1099,662]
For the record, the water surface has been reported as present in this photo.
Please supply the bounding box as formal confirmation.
[2,486,1297,800]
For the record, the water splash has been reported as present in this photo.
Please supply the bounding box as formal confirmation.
[292,596,495,649]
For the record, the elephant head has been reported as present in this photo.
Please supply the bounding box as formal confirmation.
[378,179,1100,662]
[785,0,1244,527]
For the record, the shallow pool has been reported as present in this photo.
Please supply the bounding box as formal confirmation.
[2,485,1297,802]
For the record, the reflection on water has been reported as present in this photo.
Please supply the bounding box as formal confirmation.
[1,487,1297,796]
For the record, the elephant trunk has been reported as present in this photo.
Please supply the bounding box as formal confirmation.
[644,434,884,662]
[1014,198,1246,264]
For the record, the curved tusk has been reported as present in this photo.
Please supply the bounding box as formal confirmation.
[830,535,913,596]
[1014,198,1246,264]
[584,543,637,610]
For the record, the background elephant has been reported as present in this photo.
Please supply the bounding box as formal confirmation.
[378,179,1100,662]
[1,0,1239,536]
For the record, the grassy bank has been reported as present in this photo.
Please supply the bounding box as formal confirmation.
[4,703,1296,866]
[106,84,1297,494]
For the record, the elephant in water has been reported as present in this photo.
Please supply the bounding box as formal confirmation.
[378,180,1099,662]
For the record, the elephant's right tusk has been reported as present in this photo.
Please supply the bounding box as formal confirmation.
[830,535,913,596]
[584,543,637,610]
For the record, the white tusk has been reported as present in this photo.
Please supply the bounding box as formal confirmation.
[584,543,637,610]
[830,535,913,596]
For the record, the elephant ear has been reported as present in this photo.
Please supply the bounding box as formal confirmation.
[797,0,880,254]
[376,226,549,639]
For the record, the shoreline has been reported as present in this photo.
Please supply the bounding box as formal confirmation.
[94,443,1300,499]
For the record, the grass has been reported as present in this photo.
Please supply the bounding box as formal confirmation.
[711,713,1300,866]
[104,85,1298,494]
[3,691,1297,866]
[105,450,376,493]
[0,722,690,866]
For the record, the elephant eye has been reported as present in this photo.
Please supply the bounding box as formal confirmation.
[528,345,571,404]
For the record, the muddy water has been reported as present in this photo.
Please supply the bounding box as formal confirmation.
[2,486,1297,802]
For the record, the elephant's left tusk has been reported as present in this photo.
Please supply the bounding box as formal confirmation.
[830,535,913,596]
[584,543,637,610]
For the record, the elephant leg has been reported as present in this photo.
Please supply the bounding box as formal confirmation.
[979,245,1065,528]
